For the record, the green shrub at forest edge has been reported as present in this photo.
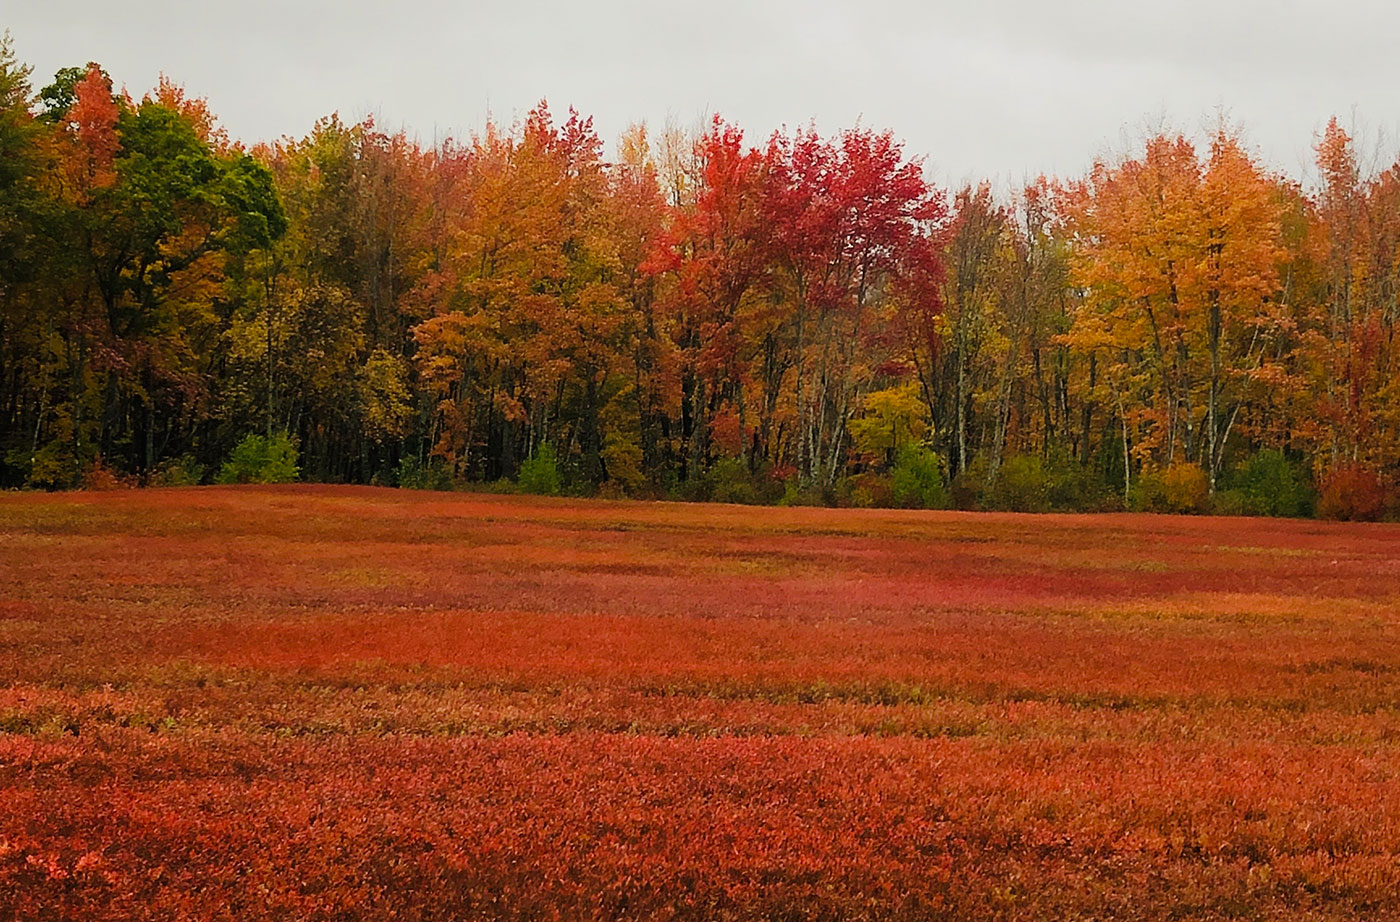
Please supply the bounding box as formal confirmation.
[396,456,453,491]
[216,433,300,485]
[1225,449,1313,517]
[517,443,562,496]
[891,447,946,509]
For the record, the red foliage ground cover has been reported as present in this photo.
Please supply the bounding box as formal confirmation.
[3,485,1400,919]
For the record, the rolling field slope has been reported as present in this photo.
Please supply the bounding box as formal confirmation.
[4,486,1400,919]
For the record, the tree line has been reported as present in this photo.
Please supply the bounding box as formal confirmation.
[2,40,1397,518]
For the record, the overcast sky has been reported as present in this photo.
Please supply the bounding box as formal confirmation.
[7,1,1400,187]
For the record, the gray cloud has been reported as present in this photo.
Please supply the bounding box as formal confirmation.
[7,0,1399,187]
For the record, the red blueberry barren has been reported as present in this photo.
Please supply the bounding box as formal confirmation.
[4,485,1400,919]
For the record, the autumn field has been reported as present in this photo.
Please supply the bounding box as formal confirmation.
[2,486,1400,919]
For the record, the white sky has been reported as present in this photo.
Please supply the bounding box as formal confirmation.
[7,0,1400,188]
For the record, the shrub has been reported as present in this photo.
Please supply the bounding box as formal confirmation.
[670,473,709,503]
[1162,463,1209,514]
[891,447,946,509]
[1227,449,1312,517]
[988,455,1051,513]
[1130,471,1167,513]
[777,476,839,507]
[752,463,791,504]
[707,457,758,504]
[517,443,562,496]
[1047,451,1119,512]
[396,455,453,491]
[948,457,987,510]
[595,480,630,500]
[1211,489,1249,517]
[1317,463,1390,521]
[216,433,300,485]
[601,434,646,496]
[82,456,132,491]
[151,455,205,487]
[971,452,1113,513]
[844,472,895,508]
[12,440,78,490]
[1132,463,1208,514]
[778,477,817,507]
